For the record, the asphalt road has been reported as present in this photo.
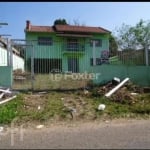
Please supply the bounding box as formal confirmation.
[0,119,150,149]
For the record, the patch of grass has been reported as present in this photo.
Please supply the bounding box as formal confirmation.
[131,104,150,114]
[16,92,70,123]
[0,94,24,124]
[89,96,130,119]
[130,93,150,114]
[88,94,150,119]
[37,94,68,121]
[105,102,130,118]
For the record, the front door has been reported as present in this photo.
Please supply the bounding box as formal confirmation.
[68,58,79,73]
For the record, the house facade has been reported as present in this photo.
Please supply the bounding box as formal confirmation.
[25,20,111,73]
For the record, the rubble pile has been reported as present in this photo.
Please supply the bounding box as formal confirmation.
[110,86,137,104]
[88,79,146,104]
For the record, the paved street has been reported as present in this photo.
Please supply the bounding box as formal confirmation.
[0,119,150,149]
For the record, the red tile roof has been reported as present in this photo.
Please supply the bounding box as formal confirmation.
[25,22,110,34]
[26,25,54,33]
[55,25,110,33]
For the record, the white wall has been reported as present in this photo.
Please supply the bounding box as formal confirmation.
[0,46,7,66]
[13,54,24,71]
[0,46,24,71]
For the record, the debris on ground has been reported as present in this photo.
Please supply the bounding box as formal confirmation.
[23,94,46,112]
[67,107,77,119]
[108,81,145,104]
[86,79,147,105]
[105,78,130,97]
[38,106,41,110]
[131,92,138,96]
[69,107,77,113]
[61,98,64,101]
[0,87,17,105]
[143,87,150,93]
[61,96,89,120]
[38,91,47,95]
[84,89,89,95]
[112,77,120,85]
[0,95,17,105]
[105,120,109,123]
[110,87,136,104]
[98,104,106,111]
[36,125,44,129]
[0,126,4,132]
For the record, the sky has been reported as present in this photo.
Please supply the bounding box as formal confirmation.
[0,2,150,39]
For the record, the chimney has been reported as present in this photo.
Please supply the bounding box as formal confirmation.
[26,20,31,30]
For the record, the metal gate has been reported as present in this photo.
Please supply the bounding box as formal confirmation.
[11,39,91,91]
[11,39,33,90]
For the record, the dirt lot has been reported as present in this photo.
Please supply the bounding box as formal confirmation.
[14,80,150,126]
[0,80,150,126]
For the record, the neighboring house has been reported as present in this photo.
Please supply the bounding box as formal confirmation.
[25,20,111,73]
[0,37,24,71]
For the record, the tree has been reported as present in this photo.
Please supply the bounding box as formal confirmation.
[53,18,68,25]
[115,19,150,51]
[109,34,118,56]
[115,23,136,50]
[133,19,150,49]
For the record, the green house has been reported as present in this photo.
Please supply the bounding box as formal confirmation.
[25,20,111,73]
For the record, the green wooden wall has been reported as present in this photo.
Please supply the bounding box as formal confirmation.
[0,66,12,87]
[91,65,150,86]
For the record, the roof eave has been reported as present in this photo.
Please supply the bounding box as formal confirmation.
[98,27,111,34]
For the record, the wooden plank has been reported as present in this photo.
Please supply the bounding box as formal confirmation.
[0,89,11,94]
[0,88,10,99]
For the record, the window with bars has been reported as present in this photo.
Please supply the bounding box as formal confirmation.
[67,38,79,51]
[38,37,53,46]
[90,39,102,47]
